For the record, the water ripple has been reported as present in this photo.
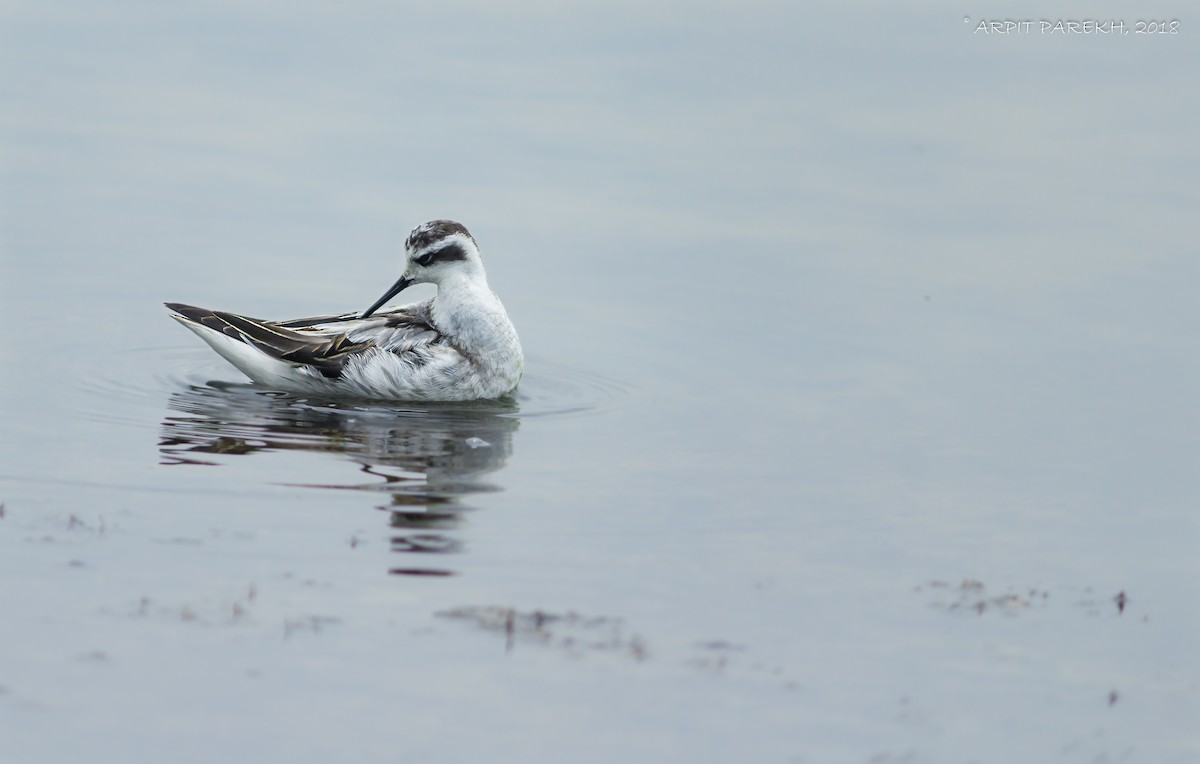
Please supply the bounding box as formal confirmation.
[62,344,628,578]
[70,346,629,430]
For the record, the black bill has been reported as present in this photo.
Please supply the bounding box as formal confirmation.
[360,275,413,319]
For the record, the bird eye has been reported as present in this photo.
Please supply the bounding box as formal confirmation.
[414,243,463,267]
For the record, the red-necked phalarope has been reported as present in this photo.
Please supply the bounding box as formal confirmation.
[166,220,524,401]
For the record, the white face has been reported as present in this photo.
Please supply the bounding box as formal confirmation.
[360,222,482,318]
[404,233,479,285]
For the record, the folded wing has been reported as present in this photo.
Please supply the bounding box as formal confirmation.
[164,302,441,379]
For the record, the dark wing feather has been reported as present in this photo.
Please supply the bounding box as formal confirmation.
[165,302,374,379]
[275,312,360,329]
[166,302,250,341]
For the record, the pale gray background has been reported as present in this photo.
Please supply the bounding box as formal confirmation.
[1,2,1197,762]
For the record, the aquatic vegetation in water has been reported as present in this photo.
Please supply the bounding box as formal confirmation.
[436,606,648,660]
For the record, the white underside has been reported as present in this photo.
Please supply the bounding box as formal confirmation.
[173,316,324,392]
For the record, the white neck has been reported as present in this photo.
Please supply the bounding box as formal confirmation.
[431,271,503,343]
[427,264,524,388]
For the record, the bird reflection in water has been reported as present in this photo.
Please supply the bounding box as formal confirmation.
[158,381,519,576]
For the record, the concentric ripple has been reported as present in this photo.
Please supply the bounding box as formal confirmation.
[69,345,630,432]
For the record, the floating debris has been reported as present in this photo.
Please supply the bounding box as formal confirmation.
[921,579,1046,616]
[437,606,647,660]
[283,615,341,639]
[389,568,456,577]
[688,640,745,673]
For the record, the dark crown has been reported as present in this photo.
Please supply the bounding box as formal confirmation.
[406,220,475,252]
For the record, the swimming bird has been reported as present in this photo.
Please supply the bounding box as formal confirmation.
[166,220,523,401]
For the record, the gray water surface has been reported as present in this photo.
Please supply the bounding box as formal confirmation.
[2,3,1198,762]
